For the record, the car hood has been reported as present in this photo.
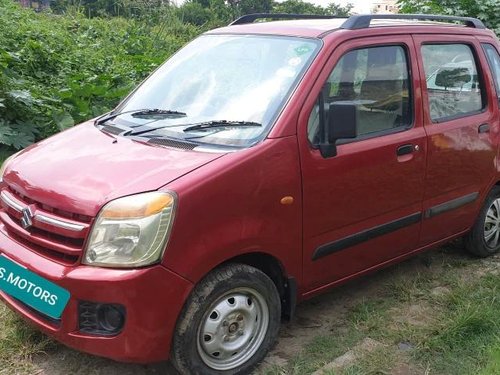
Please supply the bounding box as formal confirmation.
[2,122,225,217]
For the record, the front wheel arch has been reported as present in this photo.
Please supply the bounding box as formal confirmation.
[222,252,296,320]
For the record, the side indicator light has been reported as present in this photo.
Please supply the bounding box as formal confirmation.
[280,196,294,205]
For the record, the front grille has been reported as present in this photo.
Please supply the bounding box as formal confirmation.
[7,231,79,265]
[9,188,92,224]
[0,186,92,265]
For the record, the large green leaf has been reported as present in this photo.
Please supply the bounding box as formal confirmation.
[0,124,14,145]
[0,123,34,149]
[53,111,75,130]
[7,90,36,106]
[7,133,34,150]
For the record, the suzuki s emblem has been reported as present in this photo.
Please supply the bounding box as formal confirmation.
[21,207,34,230]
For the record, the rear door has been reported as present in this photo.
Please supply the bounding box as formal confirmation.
[298,36,426,294]
[413,35,498,245]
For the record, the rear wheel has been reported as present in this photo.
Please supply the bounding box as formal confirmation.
[171,264,281,375]
[465,187,500,257]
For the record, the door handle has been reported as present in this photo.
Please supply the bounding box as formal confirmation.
[478,124,490,134]
[397,144,415,156]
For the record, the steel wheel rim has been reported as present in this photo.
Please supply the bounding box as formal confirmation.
[484,198,500,249]
[197,287,269,371]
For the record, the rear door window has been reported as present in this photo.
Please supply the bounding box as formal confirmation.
[482,44,500,102]
[421,44,484,122]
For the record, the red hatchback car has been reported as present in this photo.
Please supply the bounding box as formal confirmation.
[1,13,500,375]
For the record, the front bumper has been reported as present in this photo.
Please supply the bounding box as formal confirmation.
[0,226,193,363]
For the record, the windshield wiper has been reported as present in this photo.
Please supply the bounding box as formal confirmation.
[131,109,187,118]
[126,123,187,136]
[183,120,262,132]
[95,108,186,126]
[124,120,262,138]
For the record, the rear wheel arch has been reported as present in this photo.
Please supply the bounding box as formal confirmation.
[465,185,500,257]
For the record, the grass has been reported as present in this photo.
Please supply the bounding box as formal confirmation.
[263,248,500,375]
[341,347,398,375]
[479,345,500,375]
[0,304,54,374]
[414,273,500,374]
[264,330,366,375]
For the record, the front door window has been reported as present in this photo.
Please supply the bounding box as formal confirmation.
[308,45,412,145]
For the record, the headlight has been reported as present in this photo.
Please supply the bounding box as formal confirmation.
[0,152,19,184]
[83,192,176,268]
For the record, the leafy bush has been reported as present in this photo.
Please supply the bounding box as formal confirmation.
[273,0,352,16]
[176,1,213,26]
[397,0,500,35]
[0,0,202,150]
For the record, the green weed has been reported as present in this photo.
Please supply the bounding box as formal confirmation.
[0,304,55,374]
[0,0,201,151]
[415,273,500,374]
[265,254,499,375]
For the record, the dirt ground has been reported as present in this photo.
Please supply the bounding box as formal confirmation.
[30,243,499,375]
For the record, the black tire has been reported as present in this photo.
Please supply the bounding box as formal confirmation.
[465,186,500,257]
[171,264,281,375]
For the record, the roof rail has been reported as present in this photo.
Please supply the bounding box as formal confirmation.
[230,13,486,30]
[340,14,485,30]
[230,13,341,26]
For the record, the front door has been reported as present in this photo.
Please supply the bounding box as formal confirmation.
[298,36,426,294]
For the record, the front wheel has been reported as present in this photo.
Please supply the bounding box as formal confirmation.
[171,264,281,375]
[465,187,500,257]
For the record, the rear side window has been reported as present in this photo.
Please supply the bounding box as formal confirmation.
[482,44,500,102]
[308,45,412,144]
[421,44,484,122]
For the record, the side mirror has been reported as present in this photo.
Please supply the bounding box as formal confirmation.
[328,102,358,141]
[319,102,357,158]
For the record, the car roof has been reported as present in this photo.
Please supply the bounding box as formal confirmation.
[208,17,489,39]
[208,19,347,38]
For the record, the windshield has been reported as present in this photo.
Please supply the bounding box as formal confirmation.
[112,34,320,147]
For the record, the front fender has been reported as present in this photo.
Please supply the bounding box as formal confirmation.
[162,137,303,287]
